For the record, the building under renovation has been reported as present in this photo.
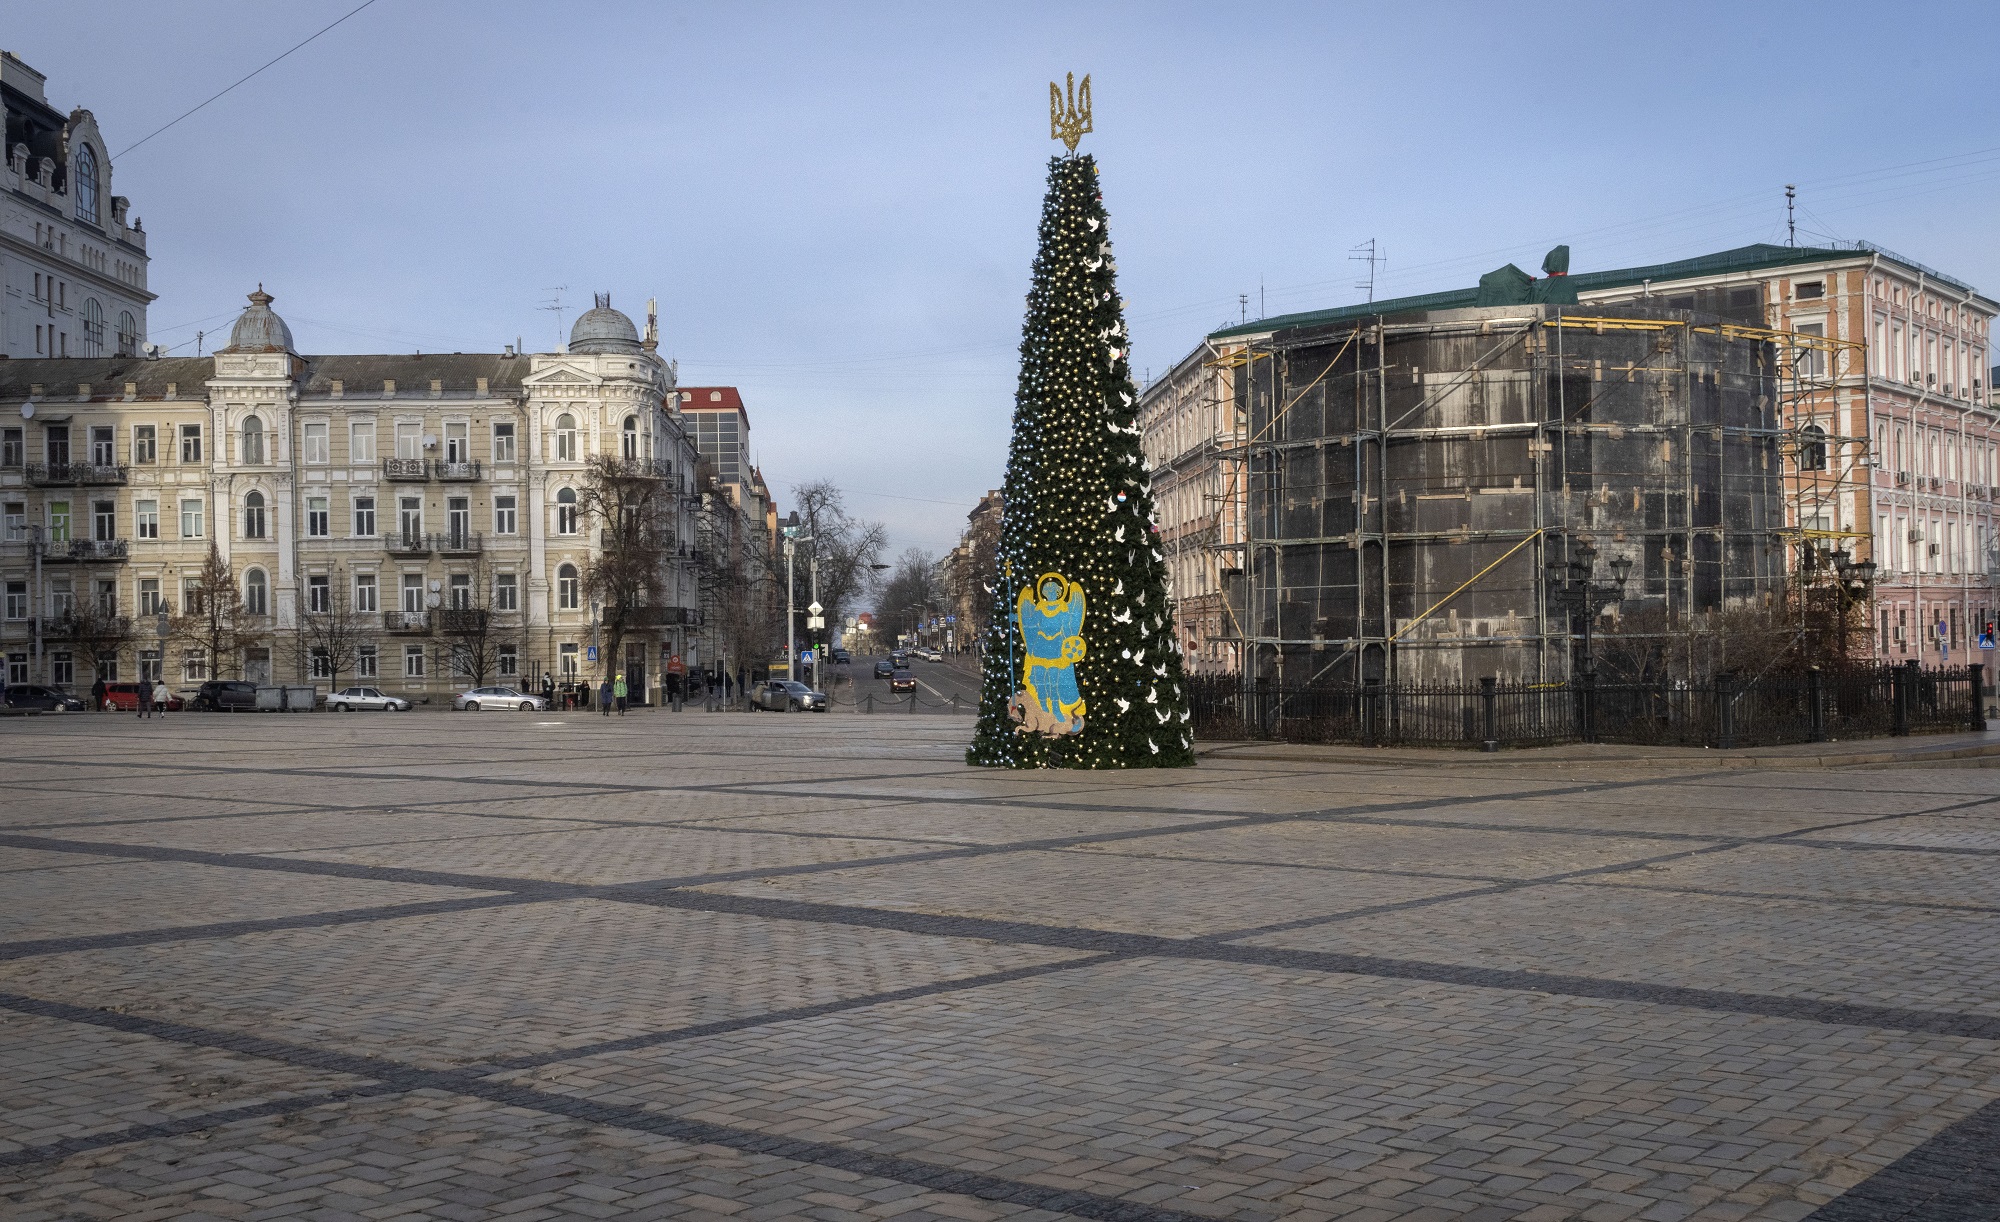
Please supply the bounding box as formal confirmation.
[1232,291,1790,686]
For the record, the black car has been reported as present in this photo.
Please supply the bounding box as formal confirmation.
[190,680,259,712]
[3,684,86,712]
[831,649,851,665]
[873,659,895,679]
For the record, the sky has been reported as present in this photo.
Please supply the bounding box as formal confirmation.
[24,1,2000,556]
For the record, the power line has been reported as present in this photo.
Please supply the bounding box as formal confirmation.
[114,0,384,158]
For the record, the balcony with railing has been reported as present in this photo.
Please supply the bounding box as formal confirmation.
[436,460,482,481]
[435,607,489,634]
[385,611,431,634]
[43,538,131,563]
[27,461,128,486]
[43,613,132,639]
[383,458,429,481]
[437,531,482,556]
[610,605,698,627]
[383,531,432,556]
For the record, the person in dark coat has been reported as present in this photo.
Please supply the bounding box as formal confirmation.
[137,679,153,719]
[599,678,613,716]
[91,675,107,712]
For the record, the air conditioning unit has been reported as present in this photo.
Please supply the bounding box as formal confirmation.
[422,436,439,450]
[1909,530,1924,543]
[1896,471,1911,486]
[1929,543,1941,557]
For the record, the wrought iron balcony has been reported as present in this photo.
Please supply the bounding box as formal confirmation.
[613,605,697,627]
[436,460,482,481]
[435,608,488,634]
[43,613,132,639]
[385,611,431,634]
[383,531,432,556]
[437,531,482,556]
[43,538,131,563]
[383,458,429,481]
[26,462,128,486]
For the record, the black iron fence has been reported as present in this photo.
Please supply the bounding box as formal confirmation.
[1189,662,1985,750]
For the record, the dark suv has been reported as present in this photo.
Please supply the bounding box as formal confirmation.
[2,684,86,712]
[190,680,259,712]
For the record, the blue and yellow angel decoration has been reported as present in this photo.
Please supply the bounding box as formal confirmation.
[1010,572,1086,736]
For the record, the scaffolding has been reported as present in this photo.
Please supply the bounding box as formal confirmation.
[1228,303,1807,686]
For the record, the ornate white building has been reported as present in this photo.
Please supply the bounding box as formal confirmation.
[1,51,151,361]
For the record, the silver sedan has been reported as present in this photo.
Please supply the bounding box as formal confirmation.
[325,686,411,712]
[453,686,547,712]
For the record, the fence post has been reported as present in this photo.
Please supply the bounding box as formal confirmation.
[1580,670,1598,743]
[865,693,873,714]
[1972,663,1987,732]
[1892,664,1910,736]
[1808,666,1825,743]
[1362,683,1380,748]
[1480,676,1498,753]
[1716,672,1736,749]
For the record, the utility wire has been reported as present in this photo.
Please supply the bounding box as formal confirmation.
[114,0,383,158]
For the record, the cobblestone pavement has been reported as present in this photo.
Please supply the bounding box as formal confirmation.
[3,713,1998,1221]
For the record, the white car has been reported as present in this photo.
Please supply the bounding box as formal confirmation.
[325,686,411,712]
[453,686,547,712]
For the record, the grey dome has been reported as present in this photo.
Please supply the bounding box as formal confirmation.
[223,286,294,353]
[569,294,641,354]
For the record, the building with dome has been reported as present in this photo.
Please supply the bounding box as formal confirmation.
[0,288,774,704]
[1,51,152,360]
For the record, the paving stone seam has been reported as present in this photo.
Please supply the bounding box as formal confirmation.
[0,1082,405,1169]
[1802,1092,2000,1221]
[0,976,1221,1222]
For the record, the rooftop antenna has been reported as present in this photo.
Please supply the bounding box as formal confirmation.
[1239,294,1249,323]
[196,330,204,357]
[1350,239,1385,302]
[1259,278,1265,320]
[1785,185,1797,247]
[539,285,570,352]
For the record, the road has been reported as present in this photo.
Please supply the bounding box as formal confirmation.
[815,652,983,714]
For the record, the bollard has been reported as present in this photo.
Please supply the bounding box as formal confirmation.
[1808,666,1825,743]
[1480,676,1498,752]
[1716,672,1736,749]
[1893,663,1912,736]
[1972,663,1987,732]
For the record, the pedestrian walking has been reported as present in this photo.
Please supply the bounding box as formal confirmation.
[613,672,627,715]
[599,678,613,716]
[91,675,107,712]
[152,678,169,715]
[137,679,152,719]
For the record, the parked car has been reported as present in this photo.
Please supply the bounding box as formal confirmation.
[189,680,259,712]
[830,648,851,665]
[98,682,186,712]
[873,659,896,679]
[3,684,86,712]
[751,679,827,712]
[324,686,411,712]
[889,669,917,693]
[453,686,547,712]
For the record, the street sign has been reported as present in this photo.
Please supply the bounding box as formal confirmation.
[807,601,823,616]
[946,616,956,624]
[1981,628,1995,650]
[806,616,825,629]
[800,649,815,663]
[586,646,598,662]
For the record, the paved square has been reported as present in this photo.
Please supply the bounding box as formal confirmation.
[3,712,1998,1220]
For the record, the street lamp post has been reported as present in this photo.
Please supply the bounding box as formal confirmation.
[1829,550,1878,661]
[1545,544,1632,742]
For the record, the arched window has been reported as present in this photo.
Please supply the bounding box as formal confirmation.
[244,569,268,617]
[621,415,638,460]
[74,144,99,225]
[80,298,104,357]
[243,490,266,539]
[241,416,265,465]
[1896,427,1907,474]
[554,413,576,461]
[555,487,578,534]
[117,311,137,356]
[1800,425,1828,472]
[557,563,580,610]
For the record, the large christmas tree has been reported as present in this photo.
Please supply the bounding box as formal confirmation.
[967,143,1194,769]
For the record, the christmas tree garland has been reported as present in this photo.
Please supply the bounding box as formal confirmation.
[967,154,1194,769]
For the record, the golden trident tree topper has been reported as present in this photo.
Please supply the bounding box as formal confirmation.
[1049,72,1092,153]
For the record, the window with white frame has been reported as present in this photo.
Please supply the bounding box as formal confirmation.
[498,645,518,677]
[183,650,208,682]
[180,498,204,538]
[401,573,423,614]
[135,498,159,540]
[4,581,25,620]
[622,415,639,460]
[492,421,516,463]
[133,424,156,464]
[559,642,578,679]
[180,423,203,463]
[244,568,268,616]
[396,421,421,461]
[241,416,265,465]
[494,572,517,611]
[138,579,163,616]
[554,413,576,461]
[350,420,376,463]
[353,495,376,537]
[557,563,579,610]
[448,573,471,610]
[303,422,329,464]
[357,645,378,679]
[306,496,329,537]
[354,572,378,613]
[243,491,266,539]
[405,645,426,678]
[52,651,74,686]
[307,575,330,614]
[311,647,333,679]
[3,501,23,541]
[494,494,516,534]
[555,487,577,534]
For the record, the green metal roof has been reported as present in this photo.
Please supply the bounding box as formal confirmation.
[1206,241,1977,342]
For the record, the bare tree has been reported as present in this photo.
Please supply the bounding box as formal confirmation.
[438,558,515,687]
[576,455,673,691]
[60,585,135,687]
[875,547,943,644]
[789,480,888,633]
[292,567,371,691]
[169,543,243,680]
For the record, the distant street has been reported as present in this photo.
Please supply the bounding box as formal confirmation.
[815,653,983,714]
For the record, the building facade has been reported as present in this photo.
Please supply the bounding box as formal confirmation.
[2,51,152,361]
[940,488,1000,654]
[678,386,781,678]
[1137,343,1247,674]
[0,289,706,701]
